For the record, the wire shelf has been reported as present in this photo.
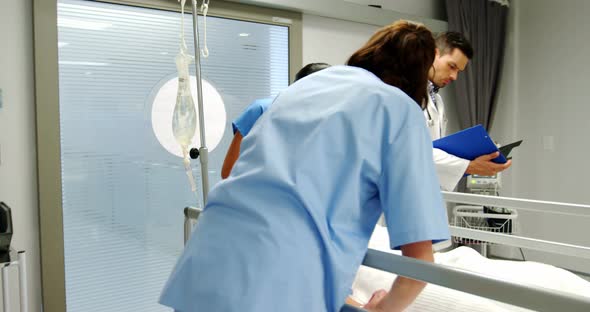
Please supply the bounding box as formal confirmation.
[452,205,518,245]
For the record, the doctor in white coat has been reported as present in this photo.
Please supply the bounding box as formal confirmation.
[427,32,511,191]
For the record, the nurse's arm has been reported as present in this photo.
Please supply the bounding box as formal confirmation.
[363,240,433,312]
[221,131,243,179]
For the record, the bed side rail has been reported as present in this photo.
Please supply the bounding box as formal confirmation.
[183,206,203,245]
[449,226,590,260]
[361,249,590,312]
[442,191,590,259]
[442,191,590,217]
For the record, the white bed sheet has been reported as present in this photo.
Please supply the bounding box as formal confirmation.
[351,226,590,311]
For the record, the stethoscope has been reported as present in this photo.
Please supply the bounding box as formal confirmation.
[425,93,443,138]
[426,109,435,127]
[424,94,437,127]
[426,87,438,127]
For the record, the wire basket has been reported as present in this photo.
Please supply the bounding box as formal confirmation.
[452,205,518,245]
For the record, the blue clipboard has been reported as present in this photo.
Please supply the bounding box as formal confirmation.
[432,124,508,164]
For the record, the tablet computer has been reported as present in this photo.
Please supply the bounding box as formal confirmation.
[498,140,523,160]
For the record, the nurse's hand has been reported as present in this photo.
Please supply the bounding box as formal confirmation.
[363,289,388,312]
[466,152,512,176]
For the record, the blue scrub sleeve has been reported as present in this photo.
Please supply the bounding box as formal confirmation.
[232,102,265,136]
[379,113,450,250]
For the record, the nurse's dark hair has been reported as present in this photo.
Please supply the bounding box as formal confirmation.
[435,31,473,59]
[294,62,331,82]
[346,20,435,108]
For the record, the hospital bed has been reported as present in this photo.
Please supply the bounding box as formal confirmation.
[352,192,590,312]
[183,191,590,312]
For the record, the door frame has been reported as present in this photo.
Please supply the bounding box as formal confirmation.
[32,0,301,310]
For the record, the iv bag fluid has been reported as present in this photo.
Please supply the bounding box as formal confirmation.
[172,76,197,148]
[172,48,197,149]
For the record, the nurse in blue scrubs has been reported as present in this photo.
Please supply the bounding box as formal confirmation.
[160,20,450,312]
[220,63,331,179]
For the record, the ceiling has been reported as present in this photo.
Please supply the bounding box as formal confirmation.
[224,0,448,30]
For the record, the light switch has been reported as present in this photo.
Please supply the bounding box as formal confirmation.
[543,135,554,151]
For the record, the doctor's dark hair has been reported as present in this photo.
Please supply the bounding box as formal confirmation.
[435,31,474,59]
[294,63,331,82]
[346,20,435,108]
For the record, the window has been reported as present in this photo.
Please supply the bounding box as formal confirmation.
[56,0,290,310]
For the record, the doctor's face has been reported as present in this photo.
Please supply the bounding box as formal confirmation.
[429,48,469,88]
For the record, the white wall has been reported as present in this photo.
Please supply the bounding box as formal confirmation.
[302,14,378,66]
[491,0,521,197]
[510,0,590,205]
[0,0,42,311]
[491,0,590,273]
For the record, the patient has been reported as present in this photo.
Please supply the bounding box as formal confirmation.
[350,225,590,311]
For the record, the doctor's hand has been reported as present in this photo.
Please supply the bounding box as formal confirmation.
[466,152,512,176]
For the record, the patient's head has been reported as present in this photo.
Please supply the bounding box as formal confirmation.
[294,63,331,82]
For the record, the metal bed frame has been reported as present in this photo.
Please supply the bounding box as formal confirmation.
[183,192,590,312]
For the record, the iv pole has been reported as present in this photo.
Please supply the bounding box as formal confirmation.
[184,0,208,244]
[190,0,209,205]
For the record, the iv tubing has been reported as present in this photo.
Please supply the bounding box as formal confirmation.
[201,1,209,57]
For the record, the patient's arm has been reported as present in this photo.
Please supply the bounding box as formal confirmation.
[364,240,433,312]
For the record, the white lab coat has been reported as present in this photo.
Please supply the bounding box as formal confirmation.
[425,91,469,191]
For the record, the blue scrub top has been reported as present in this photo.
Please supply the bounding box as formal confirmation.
[160,66,450,312]
[232,97,273,136]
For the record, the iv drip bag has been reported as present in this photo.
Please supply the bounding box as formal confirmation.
[172,50,197,150]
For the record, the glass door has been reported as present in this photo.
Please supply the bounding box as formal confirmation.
[57,0,289,310]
